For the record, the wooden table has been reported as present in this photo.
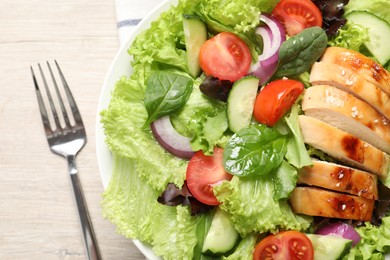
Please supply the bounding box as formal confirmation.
[0,0,146,259]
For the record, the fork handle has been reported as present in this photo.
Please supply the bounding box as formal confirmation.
[68,155,102,260]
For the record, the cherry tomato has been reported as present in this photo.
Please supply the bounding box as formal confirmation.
[186,147,232,205]
[253,231,314,260]
[253,79,304,127]
[272,0,322,36]
[199,32,251,82]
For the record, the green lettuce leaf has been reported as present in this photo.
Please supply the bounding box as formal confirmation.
[344,216,390,260]
[102,154,211,260]
[214,176,312,236]
[152,205,203,259]
[196,0,279,33]
[284,103,312,169]
[128,0,199,72]
[170,77,229,155]
[272,160,298,200]
[101,154,160,244]
[327,22,370,53]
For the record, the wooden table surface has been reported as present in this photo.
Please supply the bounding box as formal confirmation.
[0,0,147,259]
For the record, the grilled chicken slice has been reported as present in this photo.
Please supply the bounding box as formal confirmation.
[302,85,390,154]
[310,62,390,120]
[298,160,378,200]
[299,115,390,177]
[320,47,390,95]
[289,187,374,222]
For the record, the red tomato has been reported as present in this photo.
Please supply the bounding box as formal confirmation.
[253,79,304,127]
[253,231,314,260]
[272,0,322,36]
[199,32,251,82]
[186,147,232,205]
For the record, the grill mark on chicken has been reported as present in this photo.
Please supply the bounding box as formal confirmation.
[372,62,384,82]
[341,135,364,163]
[330,167,352,189]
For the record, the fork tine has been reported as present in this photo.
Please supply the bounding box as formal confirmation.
[31,66,53,135]
[38,63,62,130]
[47,61,72,128]
[54,60,83,126]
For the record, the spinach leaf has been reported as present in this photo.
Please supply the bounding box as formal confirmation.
[223,124,287,177]
[144,71,193,127]
[275,26,327,78]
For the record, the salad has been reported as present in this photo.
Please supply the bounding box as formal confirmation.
[100,0,390,259]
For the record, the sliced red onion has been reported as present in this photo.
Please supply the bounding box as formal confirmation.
[256,26,272,60]
[151,116,195,159]
[315,222,361,246]
[250,14,286,85]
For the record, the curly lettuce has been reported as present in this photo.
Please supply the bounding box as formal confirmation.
[214,177,312,236]
[328,22,369,53]
[102,155,210,260]
[344,216,390,259]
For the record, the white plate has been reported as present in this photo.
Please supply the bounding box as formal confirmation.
[95,0,177,258]
[96,1,390,259]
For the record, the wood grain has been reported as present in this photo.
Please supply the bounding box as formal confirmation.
[0,0,145,259]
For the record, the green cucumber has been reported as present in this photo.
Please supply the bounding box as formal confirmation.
[202,208,239,256]
[183,15,207,78]
[346,11,390,65]
[306,234,353,260]
[227,76,259,133]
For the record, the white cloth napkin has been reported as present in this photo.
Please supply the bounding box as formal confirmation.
[115,0,163,46]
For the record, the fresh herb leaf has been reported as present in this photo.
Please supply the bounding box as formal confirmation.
[275,26,327,78]
[144,71,193,127]
[223,124,287,177]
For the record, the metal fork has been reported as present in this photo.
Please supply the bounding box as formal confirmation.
[31,61,102,260]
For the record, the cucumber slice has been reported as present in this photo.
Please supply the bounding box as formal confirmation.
[183,15,207,78]
[346,11,390,65]
[306,234,353,260]
[227,76,259,133]
[202,208,239,256]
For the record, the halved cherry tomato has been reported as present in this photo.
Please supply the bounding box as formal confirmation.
[186,147,232,205]
[199,32,251,82]
[253,79,304,127]
[272,0,322,36]
[253,231,314,260]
